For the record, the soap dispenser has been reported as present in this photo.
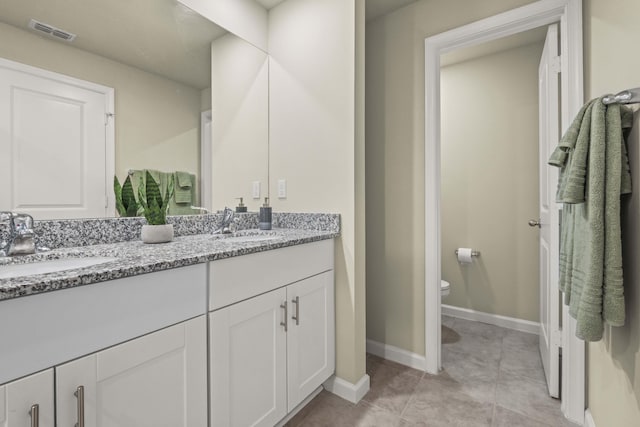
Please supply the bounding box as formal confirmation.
[259,197,272,230]
[235,197,247,213]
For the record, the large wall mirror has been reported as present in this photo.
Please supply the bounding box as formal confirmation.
[0,0,269,219]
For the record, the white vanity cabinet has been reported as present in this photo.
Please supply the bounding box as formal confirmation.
[285,271,335,411]
[0,369,55,427]
[0,263,208,427]
[55,316,208,427]
[209,240,335,427]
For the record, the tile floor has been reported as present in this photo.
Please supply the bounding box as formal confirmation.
[286,316,578,427]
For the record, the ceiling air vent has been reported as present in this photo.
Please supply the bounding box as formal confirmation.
[28,19,76,42]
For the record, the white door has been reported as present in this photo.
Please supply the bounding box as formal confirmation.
[287,271,335,411]
[538,23,562,399]
[0,369,54,427]
[210,288,287,427]
[55,317,208,427]
[0,59,113,219]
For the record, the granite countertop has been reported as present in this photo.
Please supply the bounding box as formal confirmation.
[0,228,338,302]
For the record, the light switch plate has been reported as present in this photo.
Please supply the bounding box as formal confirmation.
[252,181,261,199]
[277,179,286,199]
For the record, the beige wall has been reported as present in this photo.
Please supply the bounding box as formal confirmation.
[211,33,268,209]
[584,0,640,424]
[365,0,535,355]
[441,42,542,322]
[0,22,202,190]
[269,0,366,384]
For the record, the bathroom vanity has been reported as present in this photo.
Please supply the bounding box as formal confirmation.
[0,216,338,427]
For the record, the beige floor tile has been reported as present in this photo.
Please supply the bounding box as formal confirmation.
[289,391,355,427]
[451,318,508,342]
[502,330,538,352]
[401,374,493,427]
[499,345,546,383]
[444,319,506,364]
[363,356,423,415]
[347,401,411,427]
[492,405,553,427]
[285,391,324,427]
[291,319,571,427]
[495,371,566,426]
[441,349,499,404]
[442,316,456,328]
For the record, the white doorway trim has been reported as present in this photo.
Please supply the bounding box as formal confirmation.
[200,110,212,211]
[424,0,584,423]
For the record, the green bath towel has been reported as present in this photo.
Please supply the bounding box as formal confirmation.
[548,97,632,341]
[174,171,193,204]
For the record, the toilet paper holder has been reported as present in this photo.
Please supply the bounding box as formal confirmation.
[455,249,481,257]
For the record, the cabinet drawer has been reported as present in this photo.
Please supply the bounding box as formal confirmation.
[0,264,207,385]
[209,239,333,311]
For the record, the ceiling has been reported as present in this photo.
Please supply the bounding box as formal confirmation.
[0,0,227,89]
[255,0,286,9]
[366,0,417,21]
[255,0,417,19]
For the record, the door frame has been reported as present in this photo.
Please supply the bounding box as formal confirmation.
[0,57,115,217]
[200,110,212,211]
[424,0,584,423]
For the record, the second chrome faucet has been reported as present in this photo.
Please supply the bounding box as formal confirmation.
[0,211,37,257]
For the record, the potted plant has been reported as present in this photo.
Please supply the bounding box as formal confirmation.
[138,171,175,243]
[114,175,140,217]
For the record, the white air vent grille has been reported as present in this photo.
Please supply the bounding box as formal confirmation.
[28,19,76,42]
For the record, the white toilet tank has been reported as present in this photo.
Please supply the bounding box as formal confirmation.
[441,280,450,297]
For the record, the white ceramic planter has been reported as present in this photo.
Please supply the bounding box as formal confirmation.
[141,224,174,244]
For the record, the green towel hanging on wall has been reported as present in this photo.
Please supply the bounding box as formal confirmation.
[548,97,633,341]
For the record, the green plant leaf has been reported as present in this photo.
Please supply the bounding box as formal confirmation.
[121,175,138,217]
[141,171,168,225]
[114,176,125,217]
[162,174,175,213]
[138,176,147,210]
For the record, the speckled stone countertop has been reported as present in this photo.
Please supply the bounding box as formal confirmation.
[0,227,338,302]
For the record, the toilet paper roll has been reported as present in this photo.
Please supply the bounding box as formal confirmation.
[457,248,474,264]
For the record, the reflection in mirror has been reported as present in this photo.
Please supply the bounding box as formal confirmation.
[210,33,269,210]
[0,0,270,219]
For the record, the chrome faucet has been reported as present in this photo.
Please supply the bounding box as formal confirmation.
[213,207,235,234]
[0,211,37,256]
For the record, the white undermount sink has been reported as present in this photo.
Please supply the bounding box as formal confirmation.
[0,257,118,280]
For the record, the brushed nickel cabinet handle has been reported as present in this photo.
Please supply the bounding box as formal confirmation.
[30,404,39,427]
[292,296,300,325]
[74,385,85,427]
[280,302,288,332]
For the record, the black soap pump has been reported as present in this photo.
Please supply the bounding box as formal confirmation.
[259,197,272,230]
[235,197,247,213]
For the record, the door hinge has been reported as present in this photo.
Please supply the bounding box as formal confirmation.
[105,112,115,125]
[551,55,561,74]
[553,330,563,347]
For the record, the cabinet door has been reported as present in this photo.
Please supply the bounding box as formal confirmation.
[287,271,335,411]
[210,288,287,427]
[56,316,207,427]
[0,369,54,427]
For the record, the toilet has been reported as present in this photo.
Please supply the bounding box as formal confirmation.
[441,280,450,298]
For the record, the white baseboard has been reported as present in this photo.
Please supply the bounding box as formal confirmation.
[322,374,370,404]
[442,304,541,335]
[584,409,596,427]
[366,339,427,371]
